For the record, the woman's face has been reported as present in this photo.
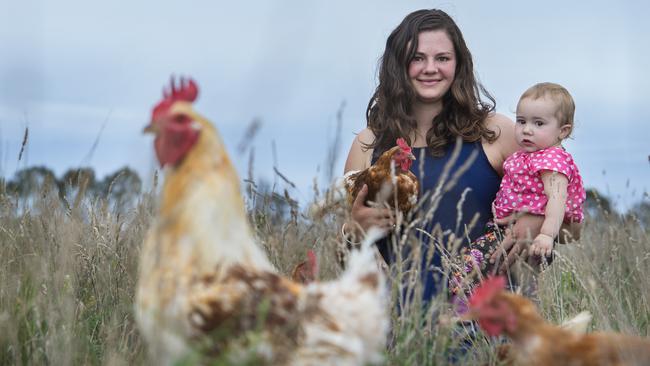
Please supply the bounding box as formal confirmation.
[407,30,456,104]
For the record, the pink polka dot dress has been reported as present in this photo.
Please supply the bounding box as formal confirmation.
[492,146,586,223]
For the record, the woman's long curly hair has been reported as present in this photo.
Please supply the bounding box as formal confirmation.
[366,9,497,156]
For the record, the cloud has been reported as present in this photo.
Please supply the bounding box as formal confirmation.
[0,0,648,209]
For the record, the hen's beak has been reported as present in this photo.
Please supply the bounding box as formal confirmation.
[408,152,416,160]
[458,309,478,322]
[459,311,474,322]
[143,123,159,135]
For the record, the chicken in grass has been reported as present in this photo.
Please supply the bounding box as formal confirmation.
[465,276,650,366]
[311,138,419,219]
[135,77,389,366]
[290,249,318,284]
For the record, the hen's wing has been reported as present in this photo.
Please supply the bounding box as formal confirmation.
[189,266,305,338]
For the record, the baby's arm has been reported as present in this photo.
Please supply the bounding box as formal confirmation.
[533,170,569,256]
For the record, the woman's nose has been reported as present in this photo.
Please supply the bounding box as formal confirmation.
[423,58,438,73]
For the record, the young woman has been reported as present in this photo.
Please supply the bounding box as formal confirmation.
[343,9,579,300]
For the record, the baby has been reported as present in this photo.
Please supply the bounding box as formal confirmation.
[451,82,586,296]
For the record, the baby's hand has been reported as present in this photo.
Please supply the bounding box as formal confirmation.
[531,233,554,257]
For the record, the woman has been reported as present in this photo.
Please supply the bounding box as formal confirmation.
[343,9,571,300]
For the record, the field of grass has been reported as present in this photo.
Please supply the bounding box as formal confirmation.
[0,175,648,365]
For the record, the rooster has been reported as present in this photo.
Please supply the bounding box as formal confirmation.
[465,276,650,366]
[311,138,419,219]
[135,77,389,366]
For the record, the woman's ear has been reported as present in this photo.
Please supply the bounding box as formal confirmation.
[559,124,572,140]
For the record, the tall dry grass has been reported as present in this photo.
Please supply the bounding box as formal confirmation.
[0,171,648,365]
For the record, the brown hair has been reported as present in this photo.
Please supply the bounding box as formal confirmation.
[366,9,497,156]
[519,82,575,137]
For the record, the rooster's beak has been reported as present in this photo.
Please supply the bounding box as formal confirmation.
[143,123,159,135]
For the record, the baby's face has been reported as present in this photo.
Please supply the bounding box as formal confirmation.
[515,96,571,152]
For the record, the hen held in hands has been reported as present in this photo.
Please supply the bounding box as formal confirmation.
[311,138,419,219]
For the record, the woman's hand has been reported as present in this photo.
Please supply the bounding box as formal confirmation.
[490,213,545,274]
[348,184,394,236]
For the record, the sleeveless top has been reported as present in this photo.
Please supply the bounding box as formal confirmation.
[371,140,501,300]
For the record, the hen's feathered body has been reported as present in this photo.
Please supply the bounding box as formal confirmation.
[344,148,418,214]
[312,140,419,219]
[135,79,388,365]
[468,277,650,366]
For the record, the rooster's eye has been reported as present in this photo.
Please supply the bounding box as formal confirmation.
[173,115,188,124]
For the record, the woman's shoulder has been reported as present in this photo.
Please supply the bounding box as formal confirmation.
[356,128,376,146]
[485,112,514,135]
[344,128,376,173]
[481,113,519,174]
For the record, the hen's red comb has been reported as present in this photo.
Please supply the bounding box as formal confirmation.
[396,138,411,152]
[307,249,318,270]
[468,276,506,308]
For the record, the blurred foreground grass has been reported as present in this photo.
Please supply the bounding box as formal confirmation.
[0,178,648,365]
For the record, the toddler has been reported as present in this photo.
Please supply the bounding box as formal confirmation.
[451,82,586,296]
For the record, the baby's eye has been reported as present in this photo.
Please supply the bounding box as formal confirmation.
[535,120,544,127]
[516,119,526,125]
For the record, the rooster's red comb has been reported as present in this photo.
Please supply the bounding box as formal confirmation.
[162,76,198,103]
[396,138,411,153]
[468,275,506,309]
[152,76,199,120]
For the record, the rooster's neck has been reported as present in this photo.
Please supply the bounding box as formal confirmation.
[156,120,273,272]
[159,121,242,218]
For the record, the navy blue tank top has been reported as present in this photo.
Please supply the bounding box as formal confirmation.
[372,140,501,300]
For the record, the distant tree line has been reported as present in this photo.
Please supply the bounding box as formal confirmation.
[1,166,143,213]
[1,166,647,226]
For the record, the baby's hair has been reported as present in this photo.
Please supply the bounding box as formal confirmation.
[519,82,575,137]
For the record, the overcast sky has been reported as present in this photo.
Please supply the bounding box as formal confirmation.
[1,0,648,210]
